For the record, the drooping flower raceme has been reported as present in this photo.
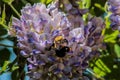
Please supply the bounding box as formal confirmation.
[108,0,120,30]
[9,2,104,80]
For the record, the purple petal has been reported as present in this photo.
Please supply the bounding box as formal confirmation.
[20,50,29,57]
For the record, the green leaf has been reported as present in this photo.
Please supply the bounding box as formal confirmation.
[114,44,120,58]
[0,61,10,73]
[94,3,105,11]
[11,65,19,71]
[82,0,91,8]
[46,0,52,4]
[104,30,119,43]
[82,0,91,21]
[86,68,105,80]
[105,12,111,29]
[40,0,45,3]
[91,59,111,78]
[8,15,13,28]
[1,5,6,24]
[39,0,52,4]
[2,0,14,5]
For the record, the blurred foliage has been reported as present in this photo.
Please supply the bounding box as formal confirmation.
[0,0,120,80]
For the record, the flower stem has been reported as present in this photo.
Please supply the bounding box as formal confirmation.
[0,23,9,29]
[9,4,20,18]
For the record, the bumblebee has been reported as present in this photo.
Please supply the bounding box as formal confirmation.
[54,36,70,57]
[47,36,70,57]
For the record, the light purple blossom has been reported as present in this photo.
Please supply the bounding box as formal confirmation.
[9,1,104,80]
[108,0,120,31]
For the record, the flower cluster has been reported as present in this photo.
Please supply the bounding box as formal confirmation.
[10,1,104,80]
[108,0,120,30]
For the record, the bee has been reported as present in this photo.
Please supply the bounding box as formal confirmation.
[47,36,70,57]
[54,36,70,57]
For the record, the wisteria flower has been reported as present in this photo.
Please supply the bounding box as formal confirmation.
[9,1,104,80]
[108,0,120,31]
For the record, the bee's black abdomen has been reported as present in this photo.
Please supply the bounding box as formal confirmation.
[55,49,66,57]
[55,46,70,57]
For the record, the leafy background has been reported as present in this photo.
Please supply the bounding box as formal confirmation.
[0,0,120,80]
